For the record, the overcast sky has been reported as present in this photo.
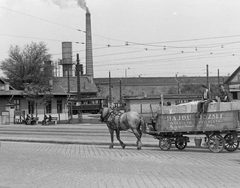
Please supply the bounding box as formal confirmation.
[1,0,240,78]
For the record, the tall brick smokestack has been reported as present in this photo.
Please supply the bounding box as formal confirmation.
[85,11,94,77]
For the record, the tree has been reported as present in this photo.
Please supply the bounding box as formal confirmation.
[0,42,52,90]
[0,42,53,117]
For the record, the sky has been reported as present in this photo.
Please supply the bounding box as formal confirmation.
[1,0,240,78]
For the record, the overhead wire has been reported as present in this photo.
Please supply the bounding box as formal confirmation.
[2,5,240,49]
[1,5,240,77]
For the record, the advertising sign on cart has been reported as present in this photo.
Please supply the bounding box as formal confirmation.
[156,111,239,132]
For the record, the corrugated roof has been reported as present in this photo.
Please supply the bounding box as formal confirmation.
[52,76,98,94]
[0,76,98,96]
[94,76,228,86]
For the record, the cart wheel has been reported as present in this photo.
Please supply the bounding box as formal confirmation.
[224,133,239,152]
[159,138,171,151]
[175,137,187,150]
[208,134,225,153]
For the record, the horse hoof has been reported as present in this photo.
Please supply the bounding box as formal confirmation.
[109,145,113,149]
[137,147,141,150]
[122,145,126,149]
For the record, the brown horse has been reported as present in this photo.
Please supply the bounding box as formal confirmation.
[100,107,144,150]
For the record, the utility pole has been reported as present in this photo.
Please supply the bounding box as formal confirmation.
[67,68,72,123]
[109,71,112,107]
[76,54,82,123]
[175,73,180,94]
[217,69,220,86]
[206,64,209,89]
[119,79,122,106]
[67,68,70,93]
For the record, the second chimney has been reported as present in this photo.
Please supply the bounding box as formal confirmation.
[86,11,94,77]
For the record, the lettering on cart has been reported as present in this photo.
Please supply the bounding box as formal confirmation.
[166,113,223,122]
[164,113,224,130]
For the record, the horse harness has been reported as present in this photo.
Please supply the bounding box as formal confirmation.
[105,110,123,131]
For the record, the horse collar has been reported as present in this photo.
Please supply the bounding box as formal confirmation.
[104,110,123,130]
[103,111,114,122]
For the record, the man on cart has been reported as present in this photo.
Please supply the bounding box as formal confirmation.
[217,84,232,102]
[196,84,213,117]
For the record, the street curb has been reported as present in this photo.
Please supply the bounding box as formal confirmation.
[0,139,206,149]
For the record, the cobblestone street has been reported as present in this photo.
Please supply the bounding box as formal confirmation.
[0,142,240,188]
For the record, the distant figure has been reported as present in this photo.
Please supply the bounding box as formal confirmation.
[218,84,232,102]
[26,114,31,121]
[166,101,171,106]
[25,114,31,125]
[49,115,52,122]
[42,114,49,125]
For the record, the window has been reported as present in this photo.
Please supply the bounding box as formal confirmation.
[28,101,34,114]
[57,99,62,113]
[46,101,52,114]
[231,92,238,100]
[14,99,20,110]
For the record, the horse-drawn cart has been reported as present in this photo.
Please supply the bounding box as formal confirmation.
[143,108,240,153]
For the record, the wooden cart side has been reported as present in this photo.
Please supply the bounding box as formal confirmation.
[154,110,239,133]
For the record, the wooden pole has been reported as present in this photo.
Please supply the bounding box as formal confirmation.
[76,54,82,123]
[67,68,70,93]
[206,64,209,90]
[109,71,112,107]
[119,79,122,106]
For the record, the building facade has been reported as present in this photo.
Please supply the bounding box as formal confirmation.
[225,66,240,100]
[0,76,98,124]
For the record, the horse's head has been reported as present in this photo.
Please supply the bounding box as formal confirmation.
[100,107,111,122]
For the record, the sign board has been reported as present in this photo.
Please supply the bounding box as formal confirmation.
[229,84,240,90]
[2,111,10,116]
[156,111,239,132]
[14,110,25,116]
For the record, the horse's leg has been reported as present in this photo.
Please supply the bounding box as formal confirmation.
[108,128,114,149]
[132,128,142,150]
[116,130,126,149]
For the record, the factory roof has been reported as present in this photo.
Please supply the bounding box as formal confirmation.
[94,76,228,86]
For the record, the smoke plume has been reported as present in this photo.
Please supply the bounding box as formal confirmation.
[77,0,89,12]
[52,0,89,12]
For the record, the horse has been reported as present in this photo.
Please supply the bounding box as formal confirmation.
[100,107,144,150]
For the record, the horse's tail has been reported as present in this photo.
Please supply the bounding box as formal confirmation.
[139,116,146,134]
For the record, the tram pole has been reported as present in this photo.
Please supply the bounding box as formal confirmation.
[109,71,112,108]
[119,79,122,106]
[76,54,82,123]
[206,64,209,90]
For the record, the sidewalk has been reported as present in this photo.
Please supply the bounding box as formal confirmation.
[0,123,205,149]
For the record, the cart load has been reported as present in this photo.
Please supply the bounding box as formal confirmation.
[143,100,240,153]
